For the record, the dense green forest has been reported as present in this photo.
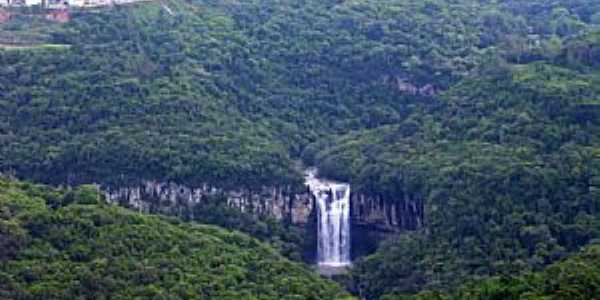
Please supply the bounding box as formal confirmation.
[381,244,600,300]
[338,57,600,298]
[3,0,598,189]
[0,177,353,299]
[184,195,309,261]
[1,0,600,299]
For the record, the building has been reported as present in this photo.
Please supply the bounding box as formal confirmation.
[79,0,111,7]
[69,0,84,6]
[2,0,26,6]
[0,0,147,8]
[3,0,43,6]
[24,0,41,5]
[0,9,10,23]
[46,8,69,22]
[46,0,64,8]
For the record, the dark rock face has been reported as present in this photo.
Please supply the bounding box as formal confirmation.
[350,193,424,232]
[351,223,386,260]
[302,208,319,263]
[349,193,424,259]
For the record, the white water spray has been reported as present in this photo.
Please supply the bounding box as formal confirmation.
[305,169,351,267]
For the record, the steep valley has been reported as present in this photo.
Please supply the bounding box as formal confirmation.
[1,0,600,299]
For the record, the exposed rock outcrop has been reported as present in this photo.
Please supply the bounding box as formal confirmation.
[381,75,439,96]
[104,181,315,225]
[104,181,423,232]
[350,193,424,232]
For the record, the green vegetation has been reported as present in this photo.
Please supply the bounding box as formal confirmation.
[187,196,309,261]
[0,0,599,299]
[0,177,353,299]
[4,0,598,189]
[380,244,600,300]
[333,47,600,300]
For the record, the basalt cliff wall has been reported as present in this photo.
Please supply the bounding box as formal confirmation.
[104,181,424,233]
[104,181,314,225]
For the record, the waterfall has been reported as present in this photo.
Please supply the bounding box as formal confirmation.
[305,170,351,267]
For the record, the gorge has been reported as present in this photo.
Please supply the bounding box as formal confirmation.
[102,169,424,263]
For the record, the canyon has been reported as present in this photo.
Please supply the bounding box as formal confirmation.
[103,171,425,261]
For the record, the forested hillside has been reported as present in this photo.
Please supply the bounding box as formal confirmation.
[1,0,600,299]
[381,244,600,300]
[0,177,353,299]
[336,54,600,298]
[3,0,598,188]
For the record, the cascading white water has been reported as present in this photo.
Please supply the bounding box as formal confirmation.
[305,170,351,267]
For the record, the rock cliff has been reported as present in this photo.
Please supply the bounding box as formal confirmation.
[104,181,314,225]
[104,181,423,232]
[350,193,424,232]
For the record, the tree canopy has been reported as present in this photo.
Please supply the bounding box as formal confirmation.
[0,177,353,299]
[1,1,599,299]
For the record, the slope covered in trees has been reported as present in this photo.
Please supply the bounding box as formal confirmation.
[2,0,598,188]
[340,51,600,300]
[0,177,353,299]
[379,244,600,300]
